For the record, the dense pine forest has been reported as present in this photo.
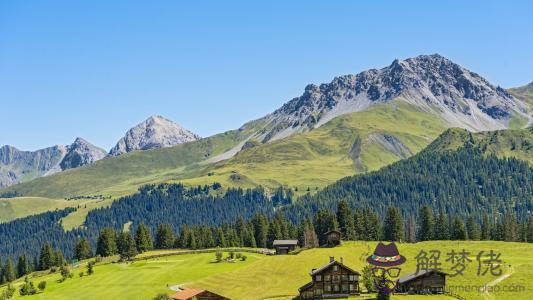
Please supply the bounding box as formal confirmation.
[0,144,532,283]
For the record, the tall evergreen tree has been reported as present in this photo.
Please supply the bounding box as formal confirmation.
[336,200,356,240]
[38,242,55,270]
[74,238,92,261]
[383,206,404,242]
[3,258,15,282]
[17,254,29,278]
[406,214,416,243]
[117,232,137,261]
[363,208,380,241]
[435,210,449,240]
[417,205,434,241]
[451,218,467,240]
[155,224,174,249]
[313,209,338,245]
[134,223,153,253]
[96,227,118,257]
[481,214,492,240]
[54,249,65,267]
[251,213,269,248]
[466,216,481,240]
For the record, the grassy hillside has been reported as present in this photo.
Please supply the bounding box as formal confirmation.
[424,127,532,163]
[509,82,533,106]
[2,241,531,300]
[0,197,99,223]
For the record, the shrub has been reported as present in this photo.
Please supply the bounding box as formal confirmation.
[215,249,223,262]
[19,277,37,296]
[87,261,95,275]
[37,281,47,291]
[79,272,84,277]
[153,293,170,300]
[241,255,247,261]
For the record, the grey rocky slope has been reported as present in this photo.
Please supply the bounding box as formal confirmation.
[240,54,531,143]
[0,145,66,188]
[60,137,107,170]
[0,138,106,189]
[108,115,200,156]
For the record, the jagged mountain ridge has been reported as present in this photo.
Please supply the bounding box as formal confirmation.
[108,115,200,156]
[240,54,530,144]
[0,138,106,188]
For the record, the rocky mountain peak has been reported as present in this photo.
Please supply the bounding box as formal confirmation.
[243,54,530,143]
[60,138,107,170]
[108,115,200,156]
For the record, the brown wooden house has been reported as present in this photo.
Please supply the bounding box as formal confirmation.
[396,269,447,294]
[299,257,360,299]
[324,230,341,247]
[273,239,298,254]
[170,288,229,300]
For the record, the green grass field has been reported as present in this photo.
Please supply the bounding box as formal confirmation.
[3,241,531,300]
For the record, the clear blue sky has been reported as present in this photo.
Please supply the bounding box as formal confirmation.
[1,0,532,151]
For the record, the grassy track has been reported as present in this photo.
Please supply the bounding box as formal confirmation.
[0,197,98,223]
[3,241,531,300]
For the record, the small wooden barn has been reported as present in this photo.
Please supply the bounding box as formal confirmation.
[299,256,360,299]
[272,239,298,254]
[396,269,447,294]
[324,230,341,247]
[170,288,229,300]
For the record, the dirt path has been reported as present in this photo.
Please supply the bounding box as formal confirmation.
[482,265,514,300]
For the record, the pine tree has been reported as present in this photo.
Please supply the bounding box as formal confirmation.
[155,224,174,249]
[383,206,404,242]
[481,214,492,240]
[267,219,281,248]
[38,242,56,270]
[17,254,29,278]
[74,238,92,261]
[313,209,338,245]
[251,213,269,248]
[336,200,355,240]
[134,223,153,253]
[3,258,15,282]
[466,216,481,240]
[54,250,65,267]
[451,218,467,240]
[434,210,449,240]
[117,232,137,261]
[406,214,416,243]
[417,205,434,241]
[96,227,118,257]
[363,208,381,241]
[353,208,364,240]
[527,217,533,243]
[178,225,191,248]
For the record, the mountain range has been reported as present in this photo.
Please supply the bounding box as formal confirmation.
[1,54,531,196]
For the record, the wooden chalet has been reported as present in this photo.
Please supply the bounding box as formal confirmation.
[396,269,447,294]
[272,239,298,254]
[170,288,229,300]
[324,230,341,247]
[299,257,360,299]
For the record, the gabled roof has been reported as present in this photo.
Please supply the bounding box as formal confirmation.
[309,260,361,276]
[170,288,205,300]
[398,269,447,284]
[298,281,314,292]
[273,239,298,246]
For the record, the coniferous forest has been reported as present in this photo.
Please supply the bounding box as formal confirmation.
[0,145,531,283]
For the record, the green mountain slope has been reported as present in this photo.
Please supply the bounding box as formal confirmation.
[2,101,446,199]
[509,82,533,106]
[424,127,532,163]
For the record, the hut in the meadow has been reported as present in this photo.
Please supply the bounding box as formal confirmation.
[324,230,341,247]
[396,269,447,294]
[272,239,298,254]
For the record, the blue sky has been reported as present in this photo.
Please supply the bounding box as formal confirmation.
[1,1,532,150]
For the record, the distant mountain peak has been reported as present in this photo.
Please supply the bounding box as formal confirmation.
[108,115,200,156]
[60,138,106,170]
[241,54,530,143]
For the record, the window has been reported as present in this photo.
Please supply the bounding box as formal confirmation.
[342,284,348,292]
[350,284,355,291]
[315,275,322,281]
[325,285,331,292]
[314,289,322,296]
[341,275,348,281]
[334,285,340,292]
[332,275,340,282]
[333,265,338,271]
[349,275,355,281]
[324,275,330,281]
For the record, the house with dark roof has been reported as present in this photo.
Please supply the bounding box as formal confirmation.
[272,239,298,254]
[170,288,229,300]
[396,269,447,294]
[324,230,341,247]
[299,256,360,299]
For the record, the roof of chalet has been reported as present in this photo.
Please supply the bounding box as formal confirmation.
[398,269,447,284]
[298,281,314,292]
[309,260,361,276]
[170,288,205,300]
[273,239,298,246]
